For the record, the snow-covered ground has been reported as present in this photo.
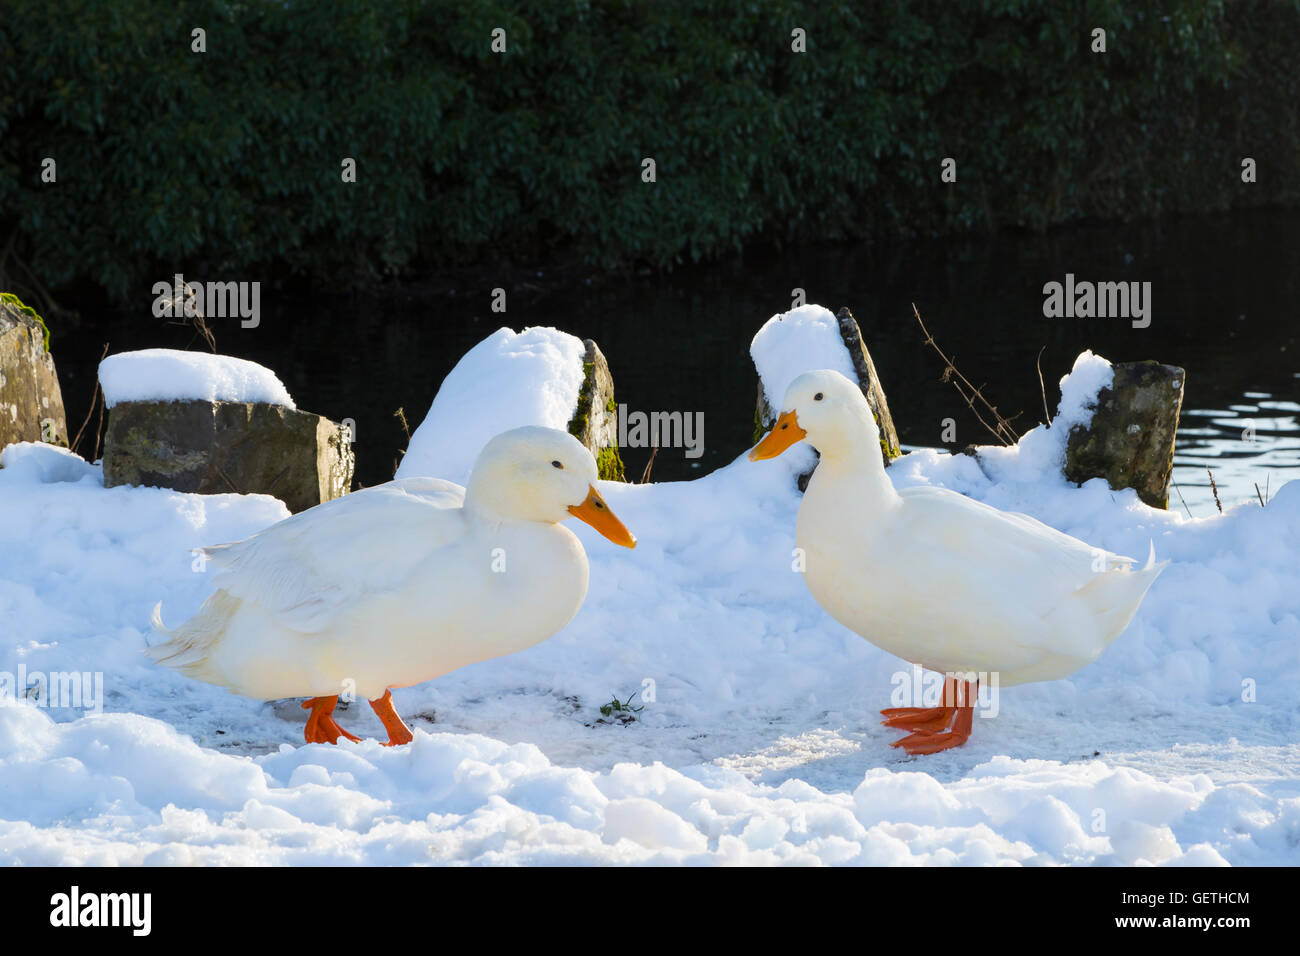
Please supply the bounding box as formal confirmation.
[0,314,1297,865]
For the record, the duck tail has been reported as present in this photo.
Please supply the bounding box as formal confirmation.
[142,601,174,658]
[1140,539,1170,582]
[148,601,169,639]
[143,591,237,678]
[1069,542,1167,647]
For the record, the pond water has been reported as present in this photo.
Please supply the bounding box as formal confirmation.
[53,208,1299,516]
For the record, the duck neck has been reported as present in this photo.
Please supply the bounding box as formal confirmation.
[463,490,505,523]
[463,472,519,524]
[811,410,897,505]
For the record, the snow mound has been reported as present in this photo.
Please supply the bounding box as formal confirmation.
[98,349,295,409]
[397,327,586,484]
[0,443,98,484]
[750,304,857,414]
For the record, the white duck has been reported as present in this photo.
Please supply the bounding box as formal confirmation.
[149,426,636,746]
[750,370,1165,754]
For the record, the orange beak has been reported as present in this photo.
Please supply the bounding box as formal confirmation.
[568,485,637,548]
[748,410,806,461]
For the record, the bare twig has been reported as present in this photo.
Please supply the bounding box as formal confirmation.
[1206,467,1223,514]
[1173,479,1194,519]
[1255,482,1266,508]
[190,312,217,352]
[70,388,100,456]
[213,463,240,494]
[265,464,291,493]
[71,343,111,456]
[640,446,659,484]
[93,384,107,462]
[161,282,216,352]
[913,303,1020,446]
[1036,346,1053,426]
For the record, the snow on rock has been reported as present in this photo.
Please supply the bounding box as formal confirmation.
[1057,350,1117,426]
[98,349,296,409]
[750,304,857,415]
[397,327,586,485]
[0,335,1298,865]
[978,349,1115,482]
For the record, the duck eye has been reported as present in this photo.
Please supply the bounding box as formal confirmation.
[551,460,563,469]
[814,392,824,401]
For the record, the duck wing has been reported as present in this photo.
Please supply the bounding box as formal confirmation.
[895,485,1143,617]
[200,477,468,633]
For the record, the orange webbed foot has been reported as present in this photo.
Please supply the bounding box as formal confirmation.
[369,689,414,747]
[880,706,957,732]
[884,678,977,756]
[302,695,361,745]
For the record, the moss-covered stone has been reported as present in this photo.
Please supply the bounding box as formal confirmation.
[0,293,67,451]
[0,293,50,352]
[595,445,624,481]
[102,399,354,513]
[752,388,768,447]
[568,362,595,439]
[1063,361,1184,509]
[836,307,901,462]
[566,340,625,482]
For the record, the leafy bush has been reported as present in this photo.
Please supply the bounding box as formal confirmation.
[1,0,1296,304]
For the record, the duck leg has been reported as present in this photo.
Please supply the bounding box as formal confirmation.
[880,676,960,731]
[887,679,978,755]
[301,695,361,745]
[369,689,415,747]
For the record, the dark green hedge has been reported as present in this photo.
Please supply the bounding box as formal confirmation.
[1,0,1297,303]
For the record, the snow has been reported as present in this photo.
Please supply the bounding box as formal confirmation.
[0,442,98,485]
[397,327,585,485]
[98,349,295,409]
[751,305,858,414]
[966,349,1116,482]
[1,312,1298,865]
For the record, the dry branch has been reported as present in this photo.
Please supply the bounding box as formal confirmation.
[912,303,1021,446]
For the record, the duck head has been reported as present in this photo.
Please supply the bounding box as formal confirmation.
[749,369,877,462]
[468,426,637,547]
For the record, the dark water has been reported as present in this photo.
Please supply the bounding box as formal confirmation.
[54,209,1299,514]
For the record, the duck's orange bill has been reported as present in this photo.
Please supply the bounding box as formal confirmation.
[748,410,806,461]
[568,486,637,548]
